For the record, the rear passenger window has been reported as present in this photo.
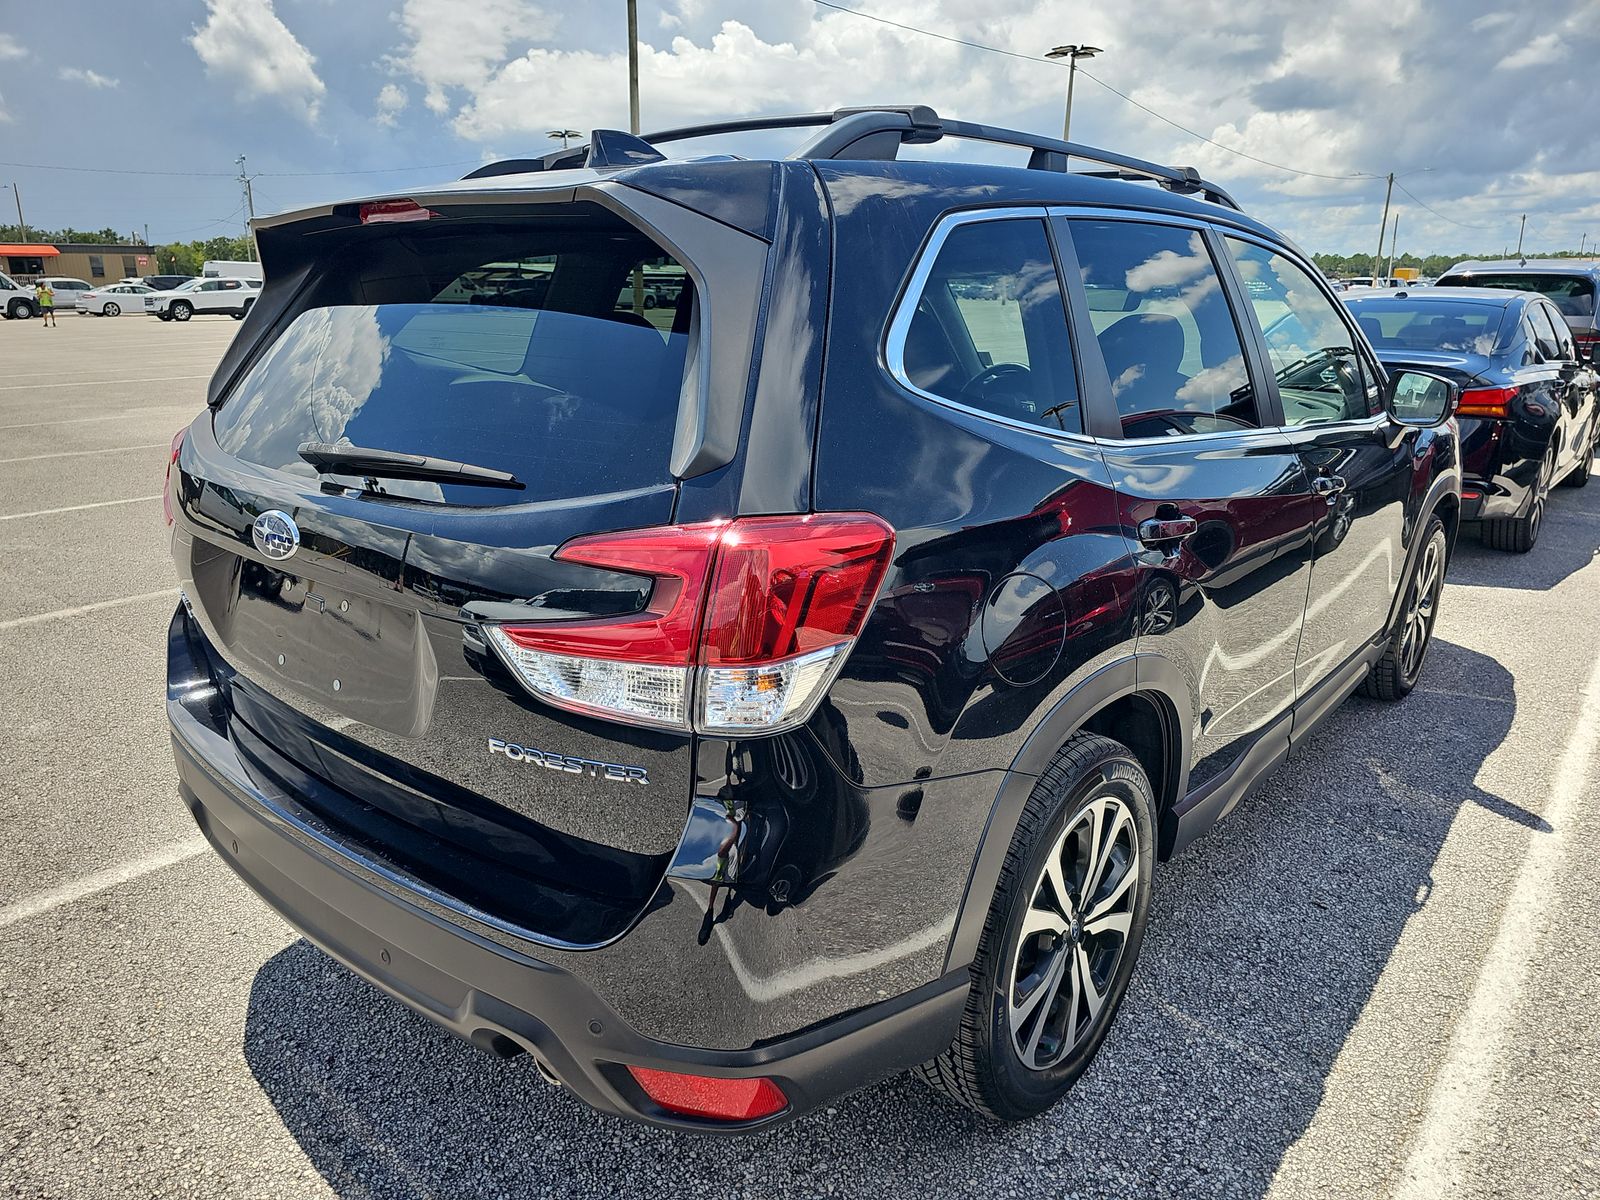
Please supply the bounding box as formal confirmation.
[1226,238,1378,424]
[1068,219,1257,439]
[1529,304,1571,361]
[898,218,1080,434]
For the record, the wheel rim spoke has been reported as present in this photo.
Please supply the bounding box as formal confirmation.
[1076,943,1107,1025]
[1084,909,1132,939]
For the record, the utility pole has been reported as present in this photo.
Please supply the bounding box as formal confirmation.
[3,183,27,243]
[1515,212,1526,260]
[1374,171,1394,284]
[626,0,644,313]
[236,154,257,261]
[1046,44,1102,142]
[1387,213,1400,280]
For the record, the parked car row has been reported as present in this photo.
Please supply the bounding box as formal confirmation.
[165,109,1494,1136]
[0,269,265,320]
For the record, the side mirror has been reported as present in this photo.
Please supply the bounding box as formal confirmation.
[1385,369,1459,427]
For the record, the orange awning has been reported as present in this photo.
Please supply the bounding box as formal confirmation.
[0,244,59,256]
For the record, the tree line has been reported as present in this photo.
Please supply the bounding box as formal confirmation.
[0,224,253,277]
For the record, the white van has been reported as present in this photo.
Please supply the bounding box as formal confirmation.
[201,259,263,281]
[0,271,36,319]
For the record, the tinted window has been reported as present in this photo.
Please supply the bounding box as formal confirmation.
[900,218,1080,433]
[1070,219,1256,437]
[1529,303,1572,360]
[1345,298,1505,353]
[214,224,693,507]
[1438,272,1595,318]
[88,256,105,278]
[1228,239,1376,424]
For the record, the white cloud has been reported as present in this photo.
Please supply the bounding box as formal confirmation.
[375,82,408,126]
[190,0,326,124]
[1498,33,1564,70]
[387,0,555,116]
[59,67,119,89]
[0,33,25,61]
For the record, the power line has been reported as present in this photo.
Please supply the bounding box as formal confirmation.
[1392,179,1496,231]
[810,0,1364,181]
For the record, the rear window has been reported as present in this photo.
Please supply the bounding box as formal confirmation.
[213,219,694,506]
[1437,273,1595,318]
[1346,299,1506,353]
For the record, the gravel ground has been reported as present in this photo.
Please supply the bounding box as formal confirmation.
[1,312,1597,1199]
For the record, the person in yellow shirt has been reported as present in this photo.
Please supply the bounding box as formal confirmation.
[34,281,55,327]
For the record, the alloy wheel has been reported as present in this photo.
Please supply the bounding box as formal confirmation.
[1008,794,1141,1071]
[1399,535,1443,683]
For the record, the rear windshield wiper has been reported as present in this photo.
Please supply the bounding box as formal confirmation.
[297,441,525,490]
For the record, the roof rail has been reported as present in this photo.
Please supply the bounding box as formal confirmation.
[460,105,1240,210]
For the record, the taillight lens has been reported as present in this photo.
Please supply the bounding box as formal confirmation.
[163,427,186,526]
[484,513,895,735]
[1456,386,1517,419]
[626,1066,788,1122]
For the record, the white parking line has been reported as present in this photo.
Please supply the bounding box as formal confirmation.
[0,837,207,930]
[0,443,167,465]
[0,494,162,522]
[0,588,179,631]
[0,375,208,392]
[1394,643,1600,1198]
[0,409,194,432]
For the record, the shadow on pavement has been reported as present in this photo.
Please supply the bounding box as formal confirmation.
[243,639,1534,1198]
[1446,480,1600,592]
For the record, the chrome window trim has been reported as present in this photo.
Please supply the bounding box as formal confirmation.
[882,206,1097,446]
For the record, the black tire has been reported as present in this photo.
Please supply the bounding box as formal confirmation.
[7,299,34,320]
[915,733,1156,1121]
[158,312,173,322]
[103,302,120,317]
[1561,434,1594,489]
[1481,444,1554,552]
[1362,515,1447,701]
[171,300,193,322]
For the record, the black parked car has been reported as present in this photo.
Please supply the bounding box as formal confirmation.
[165,107,1460,1130]
[1347,287,1599,551]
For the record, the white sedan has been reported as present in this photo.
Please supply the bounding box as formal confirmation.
[75,282,157,316]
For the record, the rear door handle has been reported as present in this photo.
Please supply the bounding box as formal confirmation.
[1312,475,1347,501]
[1138,515,1198,546]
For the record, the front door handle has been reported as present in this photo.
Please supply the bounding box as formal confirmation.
[1312,475,1347,502]
[1138,515,1198,546]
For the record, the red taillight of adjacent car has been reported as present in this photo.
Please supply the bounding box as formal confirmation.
[1456,386,1518,419]
[484,513,895,735]
[1575,331,1598,359]
[626,1066,789,1122]
[163,427,186,526]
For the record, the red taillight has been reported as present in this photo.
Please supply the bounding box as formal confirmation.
[484,514,895,734]
[163,427,186,526]
[358,199,438,224]
[1456,386,1517,419]
[626,1066,788,1122]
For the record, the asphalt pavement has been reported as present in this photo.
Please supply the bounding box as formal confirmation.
[1,311,1597,1199]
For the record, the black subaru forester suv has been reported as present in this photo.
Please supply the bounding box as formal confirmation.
[166,107,1461,1130]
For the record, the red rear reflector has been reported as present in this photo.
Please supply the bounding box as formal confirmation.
[626,1066,788,1122]
[164,427,186,526]
[1462,490,1482,500]
[1456,386,1517,419]
[358,199,437,224]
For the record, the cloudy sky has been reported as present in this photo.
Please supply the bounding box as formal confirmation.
[2,0,1596,255]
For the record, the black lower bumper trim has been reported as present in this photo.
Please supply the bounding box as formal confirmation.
[170,712,966,1131]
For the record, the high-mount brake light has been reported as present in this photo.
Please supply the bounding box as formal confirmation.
[358,199,438,224]
[484,514,895,735]
[163,428,186,526]
[1456,386,1518,419]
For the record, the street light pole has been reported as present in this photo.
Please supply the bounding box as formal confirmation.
[1046,44,1102,142]
[626,0,640,136]
[3,183,27,243]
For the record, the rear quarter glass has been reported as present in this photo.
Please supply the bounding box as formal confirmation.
[212,222,695,507]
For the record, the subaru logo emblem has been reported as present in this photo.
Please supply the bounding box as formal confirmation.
[252,510,300,561]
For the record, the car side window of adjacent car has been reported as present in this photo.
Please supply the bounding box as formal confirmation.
[1225,238,1377,426]
[897,216,1081,434]
[1067,218,1258,439]
[1529,303,1571,362]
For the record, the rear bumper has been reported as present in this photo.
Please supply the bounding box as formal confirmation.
[168,616,967,1131]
